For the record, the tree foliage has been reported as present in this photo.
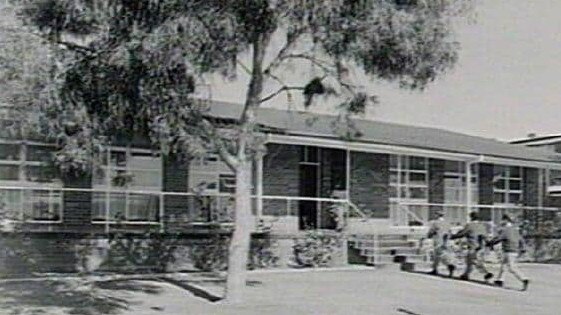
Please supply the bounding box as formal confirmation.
[13,0,472,171]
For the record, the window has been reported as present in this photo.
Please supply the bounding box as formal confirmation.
[493,165,522,205]
[92,147,162,222]
[188,153,236,194]
[444,161,478,204]
[0,142,62,222]
[389,155,428,200]
[550,169,561,186]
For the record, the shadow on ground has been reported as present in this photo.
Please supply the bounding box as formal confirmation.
[405,270,521,292]
[0,279,163,315]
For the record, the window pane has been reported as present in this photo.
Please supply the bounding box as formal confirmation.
[389,155,398,169]
[92,192,106,221]
[444,160,461,173]
[494,193,505,204]
[129,169,161,188]
[509,180,521,191]
[26,145,55,162]
[110,151,127,167]
[109,193,126,221]
[0,165,19,180]
[23,190,59,221]
[0,144,20,160]
[389,186,398,198]
[494,178,506,190]
[551,170,561,185]
[508,193,522,204]
[389,171,398,184]
[130,152,160,170]
[409,172,426,185]
[93,168,107,186]
[409,187,427,199]
[409,157,426,170]
[25,165,58,183]
[509,166,521,178]
[128,194,159,221]
[219,174,236,193]
[0,189,22,218]
[493,165,506,177]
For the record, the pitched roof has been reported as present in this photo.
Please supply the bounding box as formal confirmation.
[209,101,561,163]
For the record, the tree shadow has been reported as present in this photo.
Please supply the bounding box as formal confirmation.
[0,279,163,315]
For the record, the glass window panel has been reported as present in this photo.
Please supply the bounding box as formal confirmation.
[551,170,561,185]
[400,171,407,184]
[509,179,521,191]
[91,192,106,221]
[409,157,426,170]
[109,193,126,221]
[25,165,58,183]
[389,186,398,198]
[128,194,159,221]
[493,165,506,177]
[129,169,161,188]
[389,171,398,184]
[0,189,22,218]
[0,144,20,160]
[23,190,59,221]
[493,193,505,204]
[26,145,55,162]
[409,187,427,199]
[509,166,521,178]
[130,152,160,170]
[92,168,107,186]
[0,165,19,180]
[444,160,461,173]
[400,156,408,169]
[111,169,131,187]
[110,151,127,167]
[508,193,522,204]
[494,178,506,190]
[219,174,236,193]
[389,155,398,168]
[400,187,408,198]
[409,172,426,185]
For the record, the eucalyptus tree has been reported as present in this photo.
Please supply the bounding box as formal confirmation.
[19,0,472,303]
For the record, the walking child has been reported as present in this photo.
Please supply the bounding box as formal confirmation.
[451,211,494,282]
[487,214,530,291]
[427,210,456,277]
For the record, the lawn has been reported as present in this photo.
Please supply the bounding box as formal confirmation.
[1,264,560,315]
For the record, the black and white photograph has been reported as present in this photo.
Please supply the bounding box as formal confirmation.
[1,1,561,314]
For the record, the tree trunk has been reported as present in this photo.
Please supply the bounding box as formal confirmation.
[225,159,253,303]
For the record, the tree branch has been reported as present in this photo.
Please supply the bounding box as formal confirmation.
[263,27,306,75]
[260,85,305,104]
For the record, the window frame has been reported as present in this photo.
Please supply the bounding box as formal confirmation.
[493,165,523,206]
[91,146,163,224]
[0,140,63,223]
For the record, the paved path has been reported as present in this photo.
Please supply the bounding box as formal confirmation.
[2,264,561,314]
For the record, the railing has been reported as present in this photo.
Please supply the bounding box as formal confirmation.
[0,185,369,233]
[390,200,561,231]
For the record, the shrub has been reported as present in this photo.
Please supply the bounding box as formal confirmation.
[102,231,179,273]
[189,234,280,272]
[292,230,341,268]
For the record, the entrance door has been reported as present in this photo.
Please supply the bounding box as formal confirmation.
[299,163,318,229]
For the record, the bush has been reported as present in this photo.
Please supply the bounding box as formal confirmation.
[292,230,341,268]
[102,231,179,273]
[189,234,280,272]
[189,234,229,272]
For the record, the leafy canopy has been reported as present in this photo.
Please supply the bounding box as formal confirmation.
[16,0,471,171]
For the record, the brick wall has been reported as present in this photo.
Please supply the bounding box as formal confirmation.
[428,159,445,220]
[478,163,494,220]
[162,154,192,232]
[523,167,539,207]
[262,144,300,216]
[350,152,389,219]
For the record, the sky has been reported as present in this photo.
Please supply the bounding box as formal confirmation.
[210,0,561,142]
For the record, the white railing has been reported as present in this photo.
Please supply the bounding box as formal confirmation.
[0,185,369,232]
[391,200,561,228]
